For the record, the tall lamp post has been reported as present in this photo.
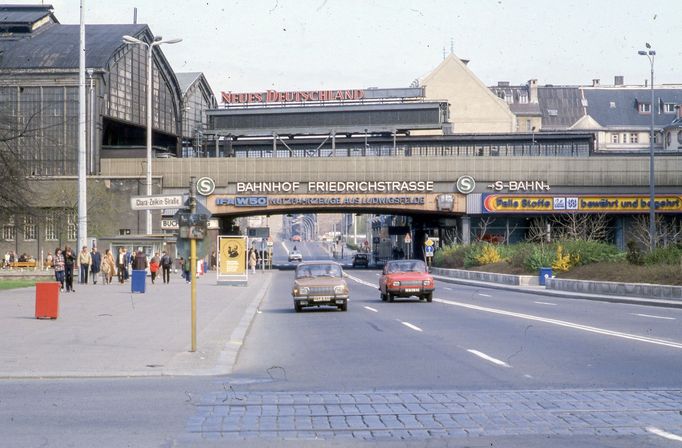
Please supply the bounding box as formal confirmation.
[122,34,182,235]
[638,43,656,250]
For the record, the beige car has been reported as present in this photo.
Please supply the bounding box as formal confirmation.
[291,261,349,312]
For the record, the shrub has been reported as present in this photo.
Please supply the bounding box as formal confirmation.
[476,244,501,265]
[525,245,555,271]
[644,246,682,266]
[551,245,572,272]
[559,239,624,266]
[507,243,535,270]
[433,244,467,269]
[626,241,644,265]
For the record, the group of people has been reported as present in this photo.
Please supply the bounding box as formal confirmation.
[2,251,35,268]
[49,246,178,290]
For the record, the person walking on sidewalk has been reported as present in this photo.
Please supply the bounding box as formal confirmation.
[160,251,172,284]
[101,249,115,285]
[64,246,76,292]
[132,250,147,271]
[90,247,101,284]
[117,247,126,284]
[78,246,91,284]
[53,248,65,291]
[149,252,160,284]
[249,247,257,275]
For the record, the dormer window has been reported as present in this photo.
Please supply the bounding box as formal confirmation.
[638,103,651,114]
[663,103,676,114]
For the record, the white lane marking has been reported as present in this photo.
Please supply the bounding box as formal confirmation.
[364,306,378,313]
[434,298,682,350]
[280,242,289,254]
[444,287,453,291]
[467,349,511,368]
[534,301,557,306]
[375,273,380,277]
[523,374,533,379]
[646,426,682,442]
[631,313,675,320]
[400,321,423,332]
[345,273,376,288]
[478,293,492,297]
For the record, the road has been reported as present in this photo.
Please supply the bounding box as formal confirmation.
[2,240,681,447]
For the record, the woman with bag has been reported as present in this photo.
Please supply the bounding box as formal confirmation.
[149,252,160,284]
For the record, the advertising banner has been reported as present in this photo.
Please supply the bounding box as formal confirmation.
[482,194,682,214]
[217,235,248,284]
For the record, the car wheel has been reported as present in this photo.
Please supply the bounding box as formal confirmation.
[380,293,386,302]
[388,293,394,303]
[338,302,348,311]
[425,292,433,303]
[295,303,303,312]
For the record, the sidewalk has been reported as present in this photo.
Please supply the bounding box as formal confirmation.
[432,274,682,309]
[0,271,273,378]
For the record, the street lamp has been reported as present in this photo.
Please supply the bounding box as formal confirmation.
[638,43,656,250]
[122,34,182,235]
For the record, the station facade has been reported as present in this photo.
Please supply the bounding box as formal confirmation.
[1,4,681,260]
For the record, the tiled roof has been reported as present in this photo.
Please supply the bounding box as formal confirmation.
[583,88,682,128]
[537,86,584,130]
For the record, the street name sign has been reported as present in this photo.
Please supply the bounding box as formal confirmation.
[131,195,183,210]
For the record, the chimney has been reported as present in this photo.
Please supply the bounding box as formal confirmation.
[528,79,538,103]
[644,79,648,87]
[592,79,600,87]
[497,81,510,87]
[614,75,624,86]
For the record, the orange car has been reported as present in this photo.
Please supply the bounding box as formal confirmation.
[379,259,435,303]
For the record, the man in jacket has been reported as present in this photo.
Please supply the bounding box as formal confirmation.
[160,251,172,284]
[78,246,91,284]
[132,250,148,271]
[90,247,101,284]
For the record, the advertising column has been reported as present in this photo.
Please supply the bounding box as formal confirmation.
[217,236,248,285]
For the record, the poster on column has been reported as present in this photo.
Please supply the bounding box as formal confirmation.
[217,235,248,284]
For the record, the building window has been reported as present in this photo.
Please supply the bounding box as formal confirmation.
[638,103,651,114]
[622,133,628,144]
[677,131,682,145]
[547,109,558,116]
[663,103,676,114]
[66,210,77,241]
[629,133,639,144]
[45,213,57,241]
[526,120,532,131]
[609,101,616,109]
[23,216,36,241]
[2,224,14,241]
[611,133,619,144]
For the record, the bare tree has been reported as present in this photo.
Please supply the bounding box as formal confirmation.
[0,103,38,220]
[630,215,682,250]
[550,213,610,241]
[526,217,549,242]
[476,217,495,241]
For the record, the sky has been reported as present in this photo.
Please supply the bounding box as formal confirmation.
[16,0,682,97]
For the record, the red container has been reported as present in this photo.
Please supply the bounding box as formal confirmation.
[35,282,60,319]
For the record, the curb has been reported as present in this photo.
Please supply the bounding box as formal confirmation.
[432,275,682,309]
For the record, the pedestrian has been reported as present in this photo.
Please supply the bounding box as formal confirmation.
[45,252,53,270]
[132,250,147,271]
[63,246,76,292]
[101,249,114,285]
[117,247,126,284]
[160,251,172,284]
[124,248,133,281]
[90,247,101,284]
[249,247,257,274]
[149,252,160,284]
[53,248,65,291]
[210,250,217,271]
[78,246,91,284]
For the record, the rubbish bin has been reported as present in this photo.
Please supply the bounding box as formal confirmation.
[539,267,553,286]
[35,282,60,319]
[131,270,146,293]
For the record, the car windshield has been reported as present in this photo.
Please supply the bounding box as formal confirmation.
[355,254,367,259]
[387,260,426,273]
[296,264,343,278]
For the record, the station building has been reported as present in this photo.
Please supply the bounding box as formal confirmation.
[0,3,680,261]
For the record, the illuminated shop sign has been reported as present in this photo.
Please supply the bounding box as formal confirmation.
[221,89,365,104]
[235,181,435,194]
[482,194,682,213]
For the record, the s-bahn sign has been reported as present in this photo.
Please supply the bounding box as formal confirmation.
[482,194,682,214]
